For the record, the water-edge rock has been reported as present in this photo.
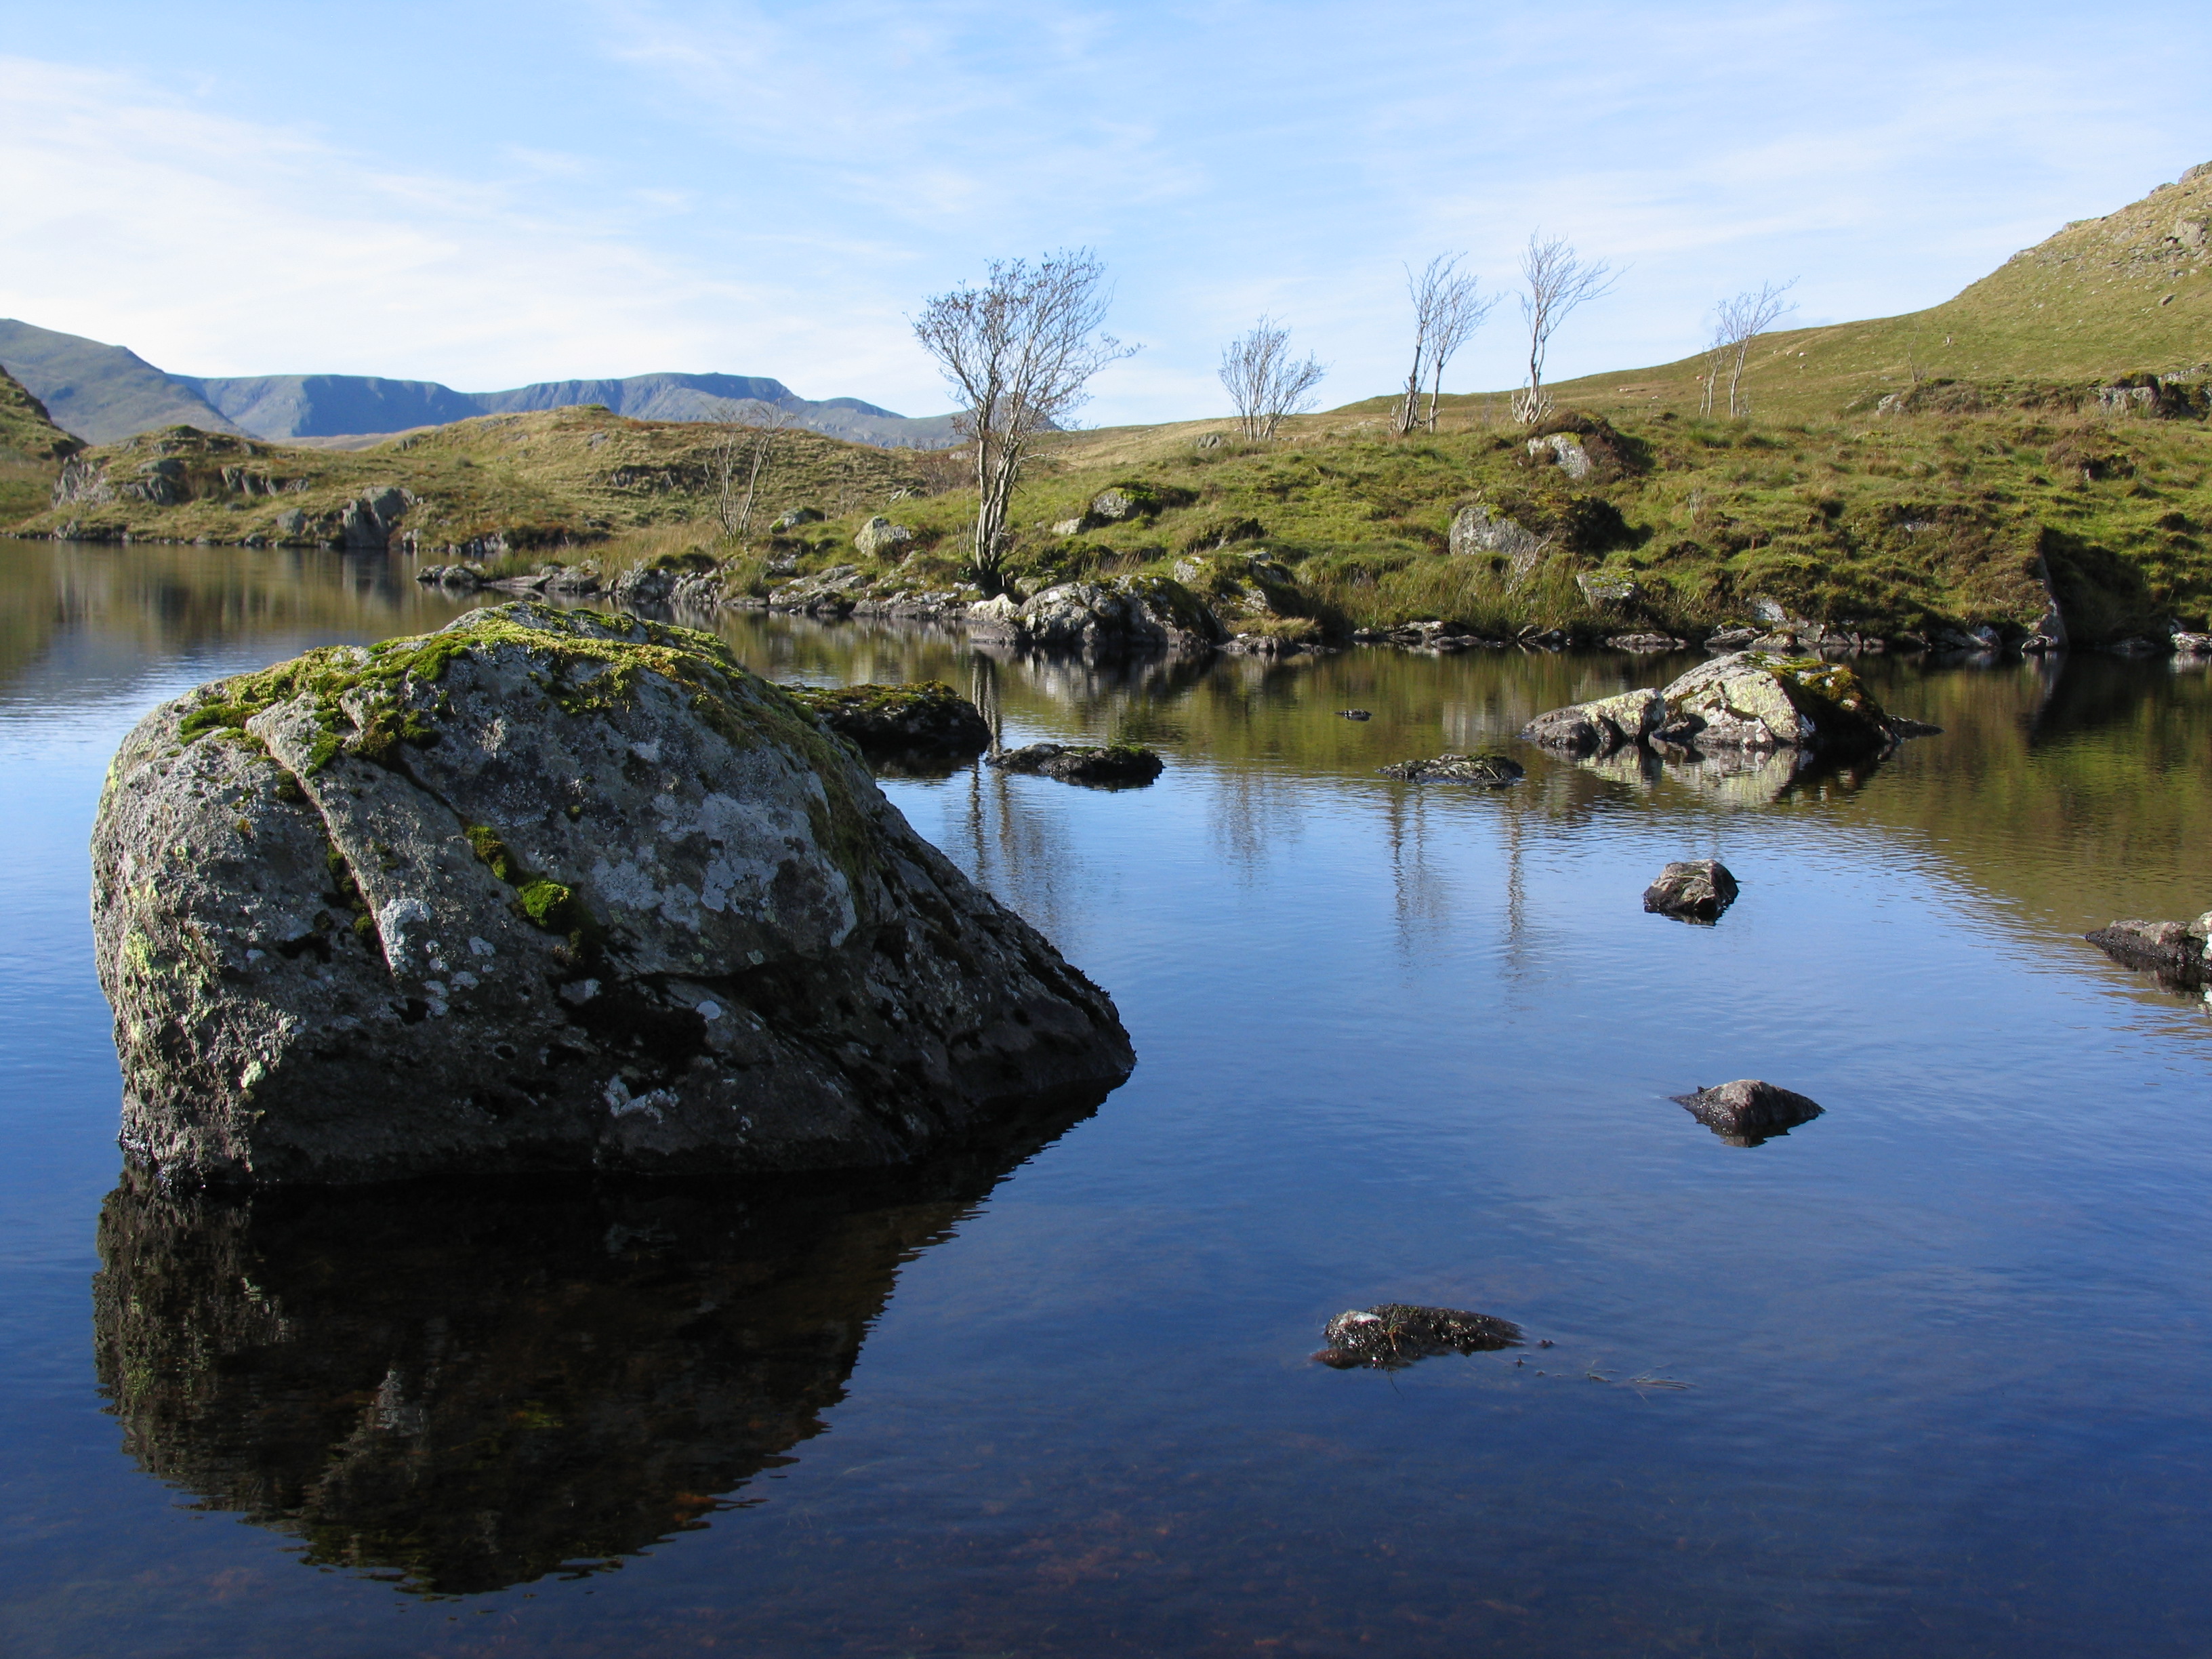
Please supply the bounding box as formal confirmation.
[783,681,992,762]
[1675,1080,1824,1145]
[985,741,1164,787]
[89,602,1135,1187]
[1339,709,1372,720]
[1643,859,1740,922]
[1519,688,1666,756]
[2086,914,2212,989]
[1608,632,1686,653]
[1376,754,1525,785]
[1313,1305,1524,1370]
[964,577,1220,657]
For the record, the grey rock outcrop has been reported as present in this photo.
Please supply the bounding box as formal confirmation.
[340,485,410,550]
[1643,859,1739,922]
[1526,432,1593,479]
[853,516,914,558]
[1448,503,1549,572]
[1313,1305,1523,1370]
[771,506,823,531]
[1676,1080,1823,1145]
[90,602,1134,1187]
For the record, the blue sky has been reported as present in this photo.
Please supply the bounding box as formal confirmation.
[0,1,2205,424]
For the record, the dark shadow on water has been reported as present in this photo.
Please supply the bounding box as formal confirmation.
[90,1087,1110,1598]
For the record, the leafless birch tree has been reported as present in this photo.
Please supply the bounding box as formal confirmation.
[1513,233,1618,424]
[1219,317,1328,441]
[1711,279,1798,417]
[1396,255,1491,434]
[912,249,1134,596]
[712,403,796,539]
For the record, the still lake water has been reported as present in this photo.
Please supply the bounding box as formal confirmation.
[3,539,2211,1657]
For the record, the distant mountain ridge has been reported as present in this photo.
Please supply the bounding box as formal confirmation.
[0,320,960,450]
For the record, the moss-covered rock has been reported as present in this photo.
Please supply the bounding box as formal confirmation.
[91,601,1132,1185]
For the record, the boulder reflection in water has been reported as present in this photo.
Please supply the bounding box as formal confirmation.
[90,1089,1106,1595]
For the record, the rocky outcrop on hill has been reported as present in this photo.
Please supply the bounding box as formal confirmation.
[1521,653,1933,760]
[90,603,1133,1187]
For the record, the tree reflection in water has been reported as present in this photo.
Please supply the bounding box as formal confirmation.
[90,1088,1108,1597]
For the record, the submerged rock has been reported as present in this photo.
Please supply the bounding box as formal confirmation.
[2087,915,2212,989]
[1676,1079,1823,1145]
[1376,753,1525,785]
[985,741,1164,787]
[1313,1304,1524,1370]
[90,603,1134,1187]
[1643,859,1740,922]
[785,681,992,762]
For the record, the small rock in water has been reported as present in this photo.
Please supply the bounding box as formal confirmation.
[1339,709,1372,721]
[986,741,1164,787]
[1313,1304,1524,1370]
[1643,859,1740,922]
[1675,1079,1823,1145]
[1376,753,1524,785]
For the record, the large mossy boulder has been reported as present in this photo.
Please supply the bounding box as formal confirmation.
[90,603,1133,1187]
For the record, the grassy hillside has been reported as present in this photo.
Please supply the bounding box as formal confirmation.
[1517,161,2212,425]
[12,405,928,552]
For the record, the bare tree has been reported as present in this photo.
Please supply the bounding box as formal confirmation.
[912,249,1135,596]
[1218,317,1328,441]
[712,402,796,540]
[1512,232,1619,424]
[1421,273,1499,432]
[1711,279,1798,417]
[1396,255,1486,434]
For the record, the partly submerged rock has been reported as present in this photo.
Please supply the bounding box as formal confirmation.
[1643,859,1740,922]
[1338,709,1372,720]
[1313,1304,1524,1370]
[1521,653,1933,762]
[985,741,1164,787]
[2087,915,2212,989]
[784,681,992,762]
[1519,688,1666,756]
[1675,1080,1824,1145]
[1376,753,1525,785]
[90,602,1134,1187]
